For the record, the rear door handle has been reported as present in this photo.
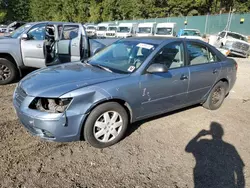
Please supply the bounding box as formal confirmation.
[213,69,218,74]
[72,43,77,47]
[36,44,42,48]
[180,75,188,80]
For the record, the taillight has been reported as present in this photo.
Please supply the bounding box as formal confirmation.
[235,62,238,71]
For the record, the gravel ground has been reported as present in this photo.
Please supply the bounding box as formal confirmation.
[0,58,250,188]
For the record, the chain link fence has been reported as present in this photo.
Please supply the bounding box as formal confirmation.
[111,13,250,35]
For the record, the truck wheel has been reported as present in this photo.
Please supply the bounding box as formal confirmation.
[203,81,227,110]
[0,58,18,85]
[84,102,128,148]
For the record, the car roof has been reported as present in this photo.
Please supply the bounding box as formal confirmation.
[25,21,77,26]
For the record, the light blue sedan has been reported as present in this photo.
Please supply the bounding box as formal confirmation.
[13,37,237,148]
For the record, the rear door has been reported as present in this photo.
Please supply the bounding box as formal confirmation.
[57,24,84,63]
[186,41,222,104]
[21,23,47,68]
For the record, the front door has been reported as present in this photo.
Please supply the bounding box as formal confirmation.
[186,42,222,104]
[57,24,82,63]
[139,42,189,118]
[21,23,47,68]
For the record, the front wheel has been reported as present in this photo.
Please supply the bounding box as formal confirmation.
[83,102,128,148]
[203,81,227,110]
[0,58,18,85]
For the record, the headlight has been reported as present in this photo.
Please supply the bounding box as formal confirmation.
[29,98,72,113]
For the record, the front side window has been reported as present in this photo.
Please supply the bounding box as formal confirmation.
[88,41,157,73]
[187,42,218,65]
[27,24,46,40]
[151,42,185,69]
[61,25,79,40]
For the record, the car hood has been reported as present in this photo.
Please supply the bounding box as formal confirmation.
[19,62,129,97]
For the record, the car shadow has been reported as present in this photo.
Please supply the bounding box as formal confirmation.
[125,104,200,138]
[185,122,245,188]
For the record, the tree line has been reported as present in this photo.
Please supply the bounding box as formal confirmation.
[0,0,250,23]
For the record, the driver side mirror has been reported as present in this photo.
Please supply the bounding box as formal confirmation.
[147,63,168,73]
[21,33,28,40]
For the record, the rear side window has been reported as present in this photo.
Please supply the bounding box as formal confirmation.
[61,25,79,40]
[187,42,219,65]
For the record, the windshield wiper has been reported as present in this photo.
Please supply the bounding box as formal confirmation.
[92,64,113,73]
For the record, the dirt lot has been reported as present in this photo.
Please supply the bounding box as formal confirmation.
[0,58,250,188]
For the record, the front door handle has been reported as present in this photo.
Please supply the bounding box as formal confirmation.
[180,74,188,80]
[36,44,42,48]
[72,43,77,47]
[213,69,218,74]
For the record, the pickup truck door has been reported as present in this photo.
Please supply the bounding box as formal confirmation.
[57,23,89,63]
[21,23,47,68]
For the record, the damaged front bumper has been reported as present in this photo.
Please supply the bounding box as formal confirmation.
[13,93,86,142]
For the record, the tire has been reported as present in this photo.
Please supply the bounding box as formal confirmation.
[84,102,128,148]
[0,58,18,85]
[203,81,227,110]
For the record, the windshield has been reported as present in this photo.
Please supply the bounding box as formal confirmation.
[97,26,107,31]
[108,27,117,31]
[88,40,157,74]
[9,24,32,38]
[117,27,130,33]
[227,33,248,42]
[87,26,96,30]
[138,27,151,33]
[181,30,201,36]
[156,27,172,35]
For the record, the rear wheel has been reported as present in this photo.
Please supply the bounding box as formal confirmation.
[83,102,128,148]
[0,58,18,85]
[203,81,227,110]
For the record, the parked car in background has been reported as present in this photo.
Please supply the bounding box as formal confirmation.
[178,29,203,40]
[96,23,110,38]
[0,25,7,33]
[209,31,250,58]
[116,23,138,38]
[105,25,117,38]
[136,22,156,37]
[0,21,119,85]
[86,24,97,38]
[13,37,237,148]
[4,21,26,34]
[154,22,177,37]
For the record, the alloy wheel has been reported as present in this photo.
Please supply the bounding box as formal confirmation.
[93,111,123,143]
[0,64,11,81]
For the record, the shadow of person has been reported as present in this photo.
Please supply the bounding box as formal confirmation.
[185,122,245,188]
